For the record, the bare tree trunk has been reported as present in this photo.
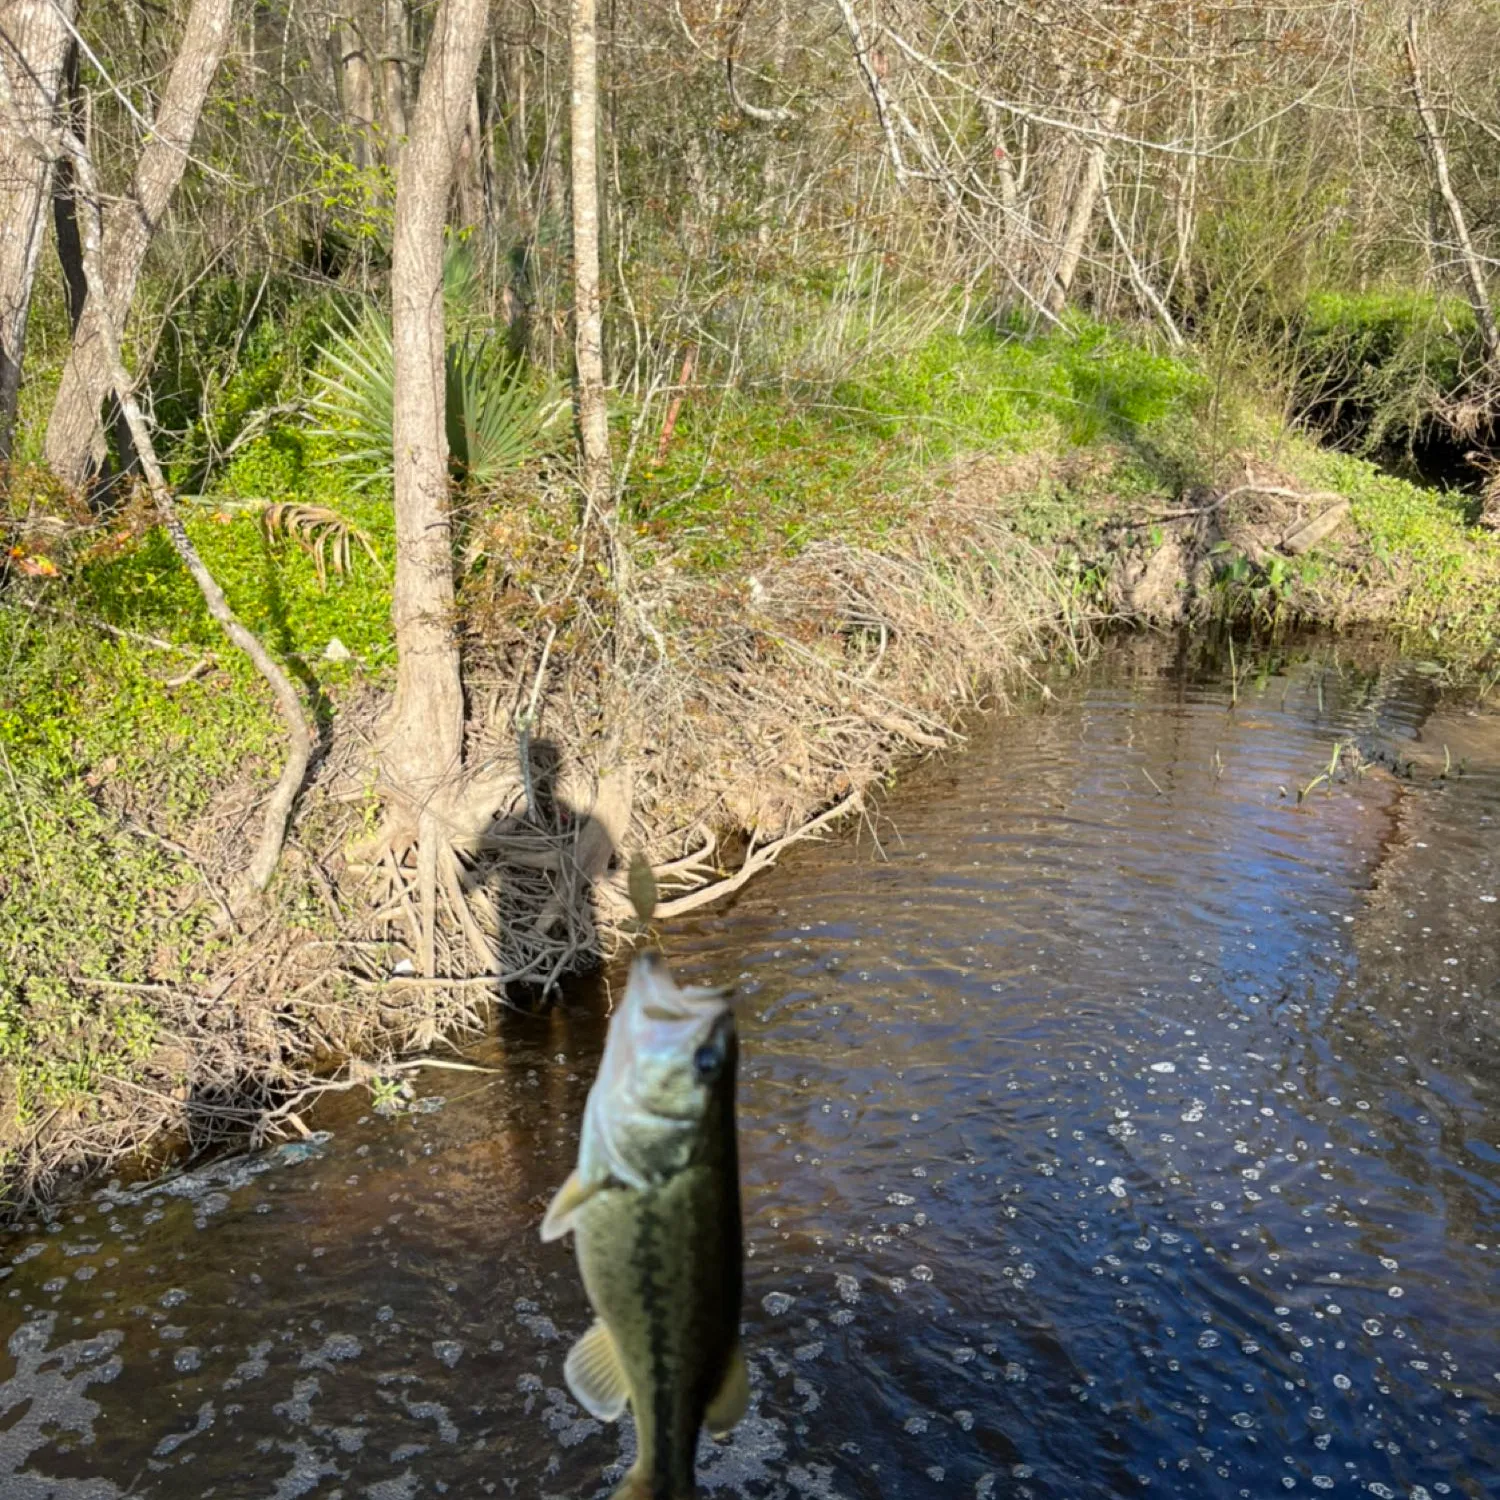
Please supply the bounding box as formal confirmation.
[56,122,312,894]
[0,0,76,465]
[454,87,485,229]
[381,0,488,809]
[1045,98,1127,317]
[1043,13,1144,318]
[339,14,379,168]
[1405,13,1500,367]
[43,0,233,492]
[381,0,410,162]
[569,0,612,529]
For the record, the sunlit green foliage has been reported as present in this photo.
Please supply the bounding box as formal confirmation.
[630,320,1206,571]
[1293,290,1481,453]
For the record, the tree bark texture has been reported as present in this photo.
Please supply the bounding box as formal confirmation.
[569,0,611,520]
[454,87,486,230]
[43,0,233,492]
[1405,14,1500,367]
[381,0,409,163]
[0,0,76,465]
[382,0,488,798]
[1045,96,1130,316]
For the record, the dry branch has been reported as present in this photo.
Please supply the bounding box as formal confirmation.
[653,792,863,918]
[1406,14,1500,367]
[55,125,311,895]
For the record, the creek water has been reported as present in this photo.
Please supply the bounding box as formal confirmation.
[4,638,1499,1500]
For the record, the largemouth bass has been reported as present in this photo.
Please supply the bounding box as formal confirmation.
[541,948,747,1499]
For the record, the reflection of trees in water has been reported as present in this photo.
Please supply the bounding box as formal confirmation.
[1304,691,1500,1260]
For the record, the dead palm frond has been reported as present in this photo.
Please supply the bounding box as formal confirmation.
[263,502,381,590]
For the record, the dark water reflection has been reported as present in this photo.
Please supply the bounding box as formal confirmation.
[4,640,1499,1499]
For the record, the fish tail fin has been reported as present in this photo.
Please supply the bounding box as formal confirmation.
[606,1466,655,1499]
[607,1465,698,1499]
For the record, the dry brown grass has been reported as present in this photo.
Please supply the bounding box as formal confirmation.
[3,478,1096,1212]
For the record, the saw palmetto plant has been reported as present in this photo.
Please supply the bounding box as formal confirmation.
[307,253,563,492]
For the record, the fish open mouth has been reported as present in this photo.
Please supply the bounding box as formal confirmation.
[632,950,732,1024]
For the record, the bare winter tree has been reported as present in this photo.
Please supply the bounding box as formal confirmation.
[0,0,76,465]
[569,0,612,536]
[43,0,234,493]
[1405,12,1500,368]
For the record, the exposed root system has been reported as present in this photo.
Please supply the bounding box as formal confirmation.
[6,479,1095,1212]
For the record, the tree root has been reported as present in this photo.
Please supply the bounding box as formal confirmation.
[651,792,862,918]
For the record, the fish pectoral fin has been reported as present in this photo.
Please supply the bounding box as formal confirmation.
[540,1168,598,1242]
[704,1342,750,1436]
[564,1319,632,1422]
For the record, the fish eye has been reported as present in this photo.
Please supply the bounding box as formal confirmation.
[692,1042,722,1082]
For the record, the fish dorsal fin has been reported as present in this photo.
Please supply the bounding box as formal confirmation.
[565,1319,631,1421]
[540,1168,599,1243]
[704,1342,749,1436]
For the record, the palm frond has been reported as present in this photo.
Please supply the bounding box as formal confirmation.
[308,294,558,492]
[306,305,397,489]
[446,334,566,487]
[263,502,381,591]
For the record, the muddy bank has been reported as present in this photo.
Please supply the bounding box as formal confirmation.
[4,442,1498,1213]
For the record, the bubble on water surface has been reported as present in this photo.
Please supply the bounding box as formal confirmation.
[365,1471,420,1499]
[404,1397,459,1444]
[151,1400,214,1458]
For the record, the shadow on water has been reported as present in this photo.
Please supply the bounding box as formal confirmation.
[2,636,1499,1499]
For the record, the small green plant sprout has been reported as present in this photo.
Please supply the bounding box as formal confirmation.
[1297,740,1349,803]
[369,1074,413,1115]
[262,502,381,590]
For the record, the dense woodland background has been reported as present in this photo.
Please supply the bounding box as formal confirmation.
[4,1,1500,494]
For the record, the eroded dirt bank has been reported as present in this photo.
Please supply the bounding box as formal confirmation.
[4,440,1497,1212]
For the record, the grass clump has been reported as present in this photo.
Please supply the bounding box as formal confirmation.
[1294,442,1500,650]
[629,320,1207,573]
